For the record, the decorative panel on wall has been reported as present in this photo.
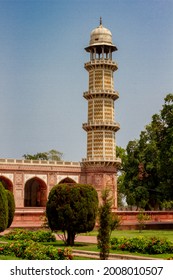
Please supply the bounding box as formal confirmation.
[94,99,103,120]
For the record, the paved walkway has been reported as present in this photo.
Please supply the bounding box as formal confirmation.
[0,229,10,236]
[75,235,97,244]
[56,234,97,244]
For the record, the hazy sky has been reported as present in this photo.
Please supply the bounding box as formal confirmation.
[0,0,173,161]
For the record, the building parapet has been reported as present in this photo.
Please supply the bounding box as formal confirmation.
[0,158,81,167]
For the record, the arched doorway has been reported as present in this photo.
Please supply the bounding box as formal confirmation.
[24,177,47,207]
[0,176,13,192]
[58,177,76,184]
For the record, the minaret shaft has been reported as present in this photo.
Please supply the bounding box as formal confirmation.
[81,20,121,210]
[82,23,120,167]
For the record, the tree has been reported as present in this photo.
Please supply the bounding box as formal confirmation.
[116,146,127,208]
[137,210,150,232]
[97,188,113,260]
[0,182,8,232]
[46,183,98,246]
[23,149,63,161]
[5,189,15,228]
[120,93,173,210]
[48,149,63,161]
[158,94,173,200]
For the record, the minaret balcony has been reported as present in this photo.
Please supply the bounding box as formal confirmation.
[83,90,119,100]
[82,121,120,132]
[84,59,118,71]
[82,157,121,167]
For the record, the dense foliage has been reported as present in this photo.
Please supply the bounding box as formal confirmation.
[118,94,173,210]
[5,189,15,228]
[0,182,8,232]
[46,183,98,246]
[23,149,63,161]
[97,188,121,260]
[111,236,173,254]
[97,189,112,260]
[4,229,56,242]
[0,240,72,260]
[1,229,71,260]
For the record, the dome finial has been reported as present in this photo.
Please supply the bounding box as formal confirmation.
[100,17,102,26]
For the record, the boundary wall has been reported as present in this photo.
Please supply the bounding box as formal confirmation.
[11,209,173,229]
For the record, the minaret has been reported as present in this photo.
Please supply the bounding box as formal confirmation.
[81,19,121,209]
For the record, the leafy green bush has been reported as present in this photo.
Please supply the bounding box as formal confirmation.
[137,210,150,232]
[24,242,72,260]
[111,236,173,254]
[146,237,173,254]
[0,240,72,260]
[4,229,56,242]
[0,240,29,258]
[5,228,32,240]
[31,230,56,242]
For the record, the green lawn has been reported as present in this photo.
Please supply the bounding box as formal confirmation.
[81,229,173,241]
[0,255,22,260]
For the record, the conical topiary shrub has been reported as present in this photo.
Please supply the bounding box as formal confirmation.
[0,182,8,232]
[5,189,15,228]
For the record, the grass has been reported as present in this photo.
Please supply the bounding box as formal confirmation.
[81,229,173,241]
[0,255,22,260]
[73,256,97,260]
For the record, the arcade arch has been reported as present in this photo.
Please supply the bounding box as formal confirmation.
[0,176,13,192]
[24,177,47,207]
[58,177,76,184]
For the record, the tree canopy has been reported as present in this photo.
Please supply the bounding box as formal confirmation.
[46,183,98,246]
[23,149,63,161]
[118,94,173,210]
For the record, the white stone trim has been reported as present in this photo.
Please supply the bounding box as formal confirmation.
[57,175,79,184]
[24,174,47,184]
[0,173,14,183]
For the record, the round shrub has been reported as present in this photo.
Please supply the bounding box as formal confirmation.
[46,183,98,246]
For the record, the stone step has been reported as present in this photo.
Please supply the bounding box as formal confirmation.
[72,250,161,260]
